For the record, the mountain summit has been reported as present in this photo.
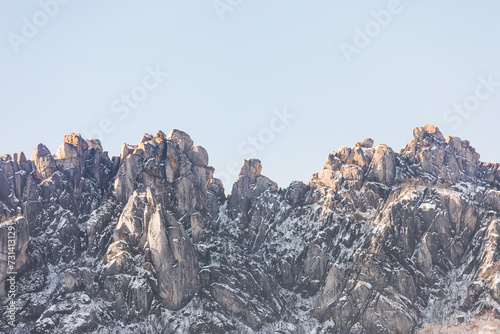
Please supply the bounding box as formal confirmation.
[1,125,500,333]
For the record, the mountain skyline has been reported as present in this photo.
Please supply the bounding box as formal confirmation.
[1,124,500,333]
[0,120,497,193]
[1,1,500,188]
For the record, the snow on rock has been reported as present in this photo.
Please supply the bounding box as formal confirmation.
[0,125,500,333]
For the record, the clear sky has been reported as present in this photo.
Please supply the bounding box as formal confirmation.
[1,1,499,189]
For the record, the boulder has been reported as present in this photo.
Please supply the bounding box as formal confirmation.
[336,146,352,164]
[86,139,103,153]
[341,165,364,181]
[317,169,342,191]
[63,132,88,154]
[412,124,445,142]
[323,153,342,171]
[355,138,374,148]
[55,142,80,169]
[167,129,194,153]
[188,146,209,167]
[361,138,374,148]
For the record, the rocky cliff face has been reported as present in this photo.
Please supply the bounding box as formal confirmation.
[0,125,499,333]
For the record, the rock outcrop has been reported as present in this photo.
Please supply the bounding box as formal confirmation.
[148,208,200,310]
[401,124,481,184]
[108,188,200,311]
[227,159,278,221]
[367,143,396,184]
[1,125,500,334]
[31,144,56,180]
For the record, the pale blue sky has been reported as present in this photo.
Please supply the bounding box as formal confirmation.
[1,1,499,188]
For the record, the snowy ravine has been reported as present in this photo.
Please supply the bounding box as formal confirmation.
[1,125,500,333]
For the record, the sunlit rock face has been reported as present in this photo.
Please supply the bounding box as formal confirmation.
[1,125,500,333]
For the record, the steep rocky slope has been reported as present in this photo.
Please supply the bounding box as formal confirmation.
[0,125,499,333]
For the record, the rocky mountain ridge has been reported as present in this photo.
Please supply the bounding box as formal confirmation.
[1,125,500,333]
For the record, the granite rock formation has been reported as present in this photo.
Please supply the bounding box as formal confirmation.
[0,125,499,333]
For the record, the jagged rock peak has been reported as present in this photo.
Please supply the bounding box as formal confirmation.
[86,138,103,153]
[412,124,445,142]
[313,124,490,190]
[56,133,105,168]
[13,151,26,163]
[112,128,224,238]
[228,159,278,220]
[31,143,56,180]
[167,129,194,153]
[63,132,89,154]
[140,133,153,143]
[238,158,263,180]
[314,134,396,190]
[32,143,51,159]
[402,124,481,184]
